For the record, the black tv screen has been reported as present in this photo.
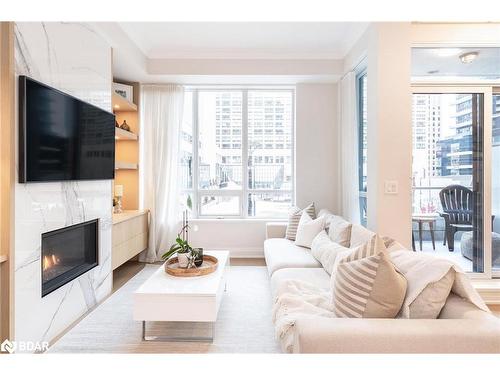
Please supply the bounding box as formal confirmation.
[19,76,115,182]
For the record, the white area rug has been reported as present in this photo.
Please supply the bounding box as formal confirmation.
[48,265,281,353]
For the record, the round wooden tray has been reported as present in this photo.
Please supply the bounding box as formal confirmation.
[164,255,218,277]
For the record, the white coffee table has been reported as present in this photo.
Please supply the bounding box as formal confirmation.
[133,250,229,342]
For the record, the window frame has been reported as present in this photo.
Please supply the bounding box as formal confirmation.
[183,87,295,220]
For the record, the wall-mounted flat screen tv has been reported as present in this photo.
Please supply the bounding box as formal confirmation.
[19,76,115,182]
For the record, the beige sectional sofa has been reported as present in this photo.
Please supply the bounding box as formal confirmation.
[264,211,500,353]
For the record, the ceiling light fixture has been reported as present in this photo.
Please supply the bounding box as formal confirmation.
[114,104,120,109]
[459,51,479,64]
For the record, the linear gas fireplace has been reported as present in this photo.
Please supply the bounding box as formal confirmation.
[41,219,98,297]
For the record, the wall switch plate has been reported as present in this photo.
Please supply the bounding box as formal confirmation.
[384,180,398,195]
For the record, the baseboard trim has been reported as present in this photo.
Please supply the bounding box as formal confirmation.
[201,247,264,259]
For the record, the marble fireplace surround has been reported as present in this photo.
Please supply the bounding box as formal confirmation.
[14,22,113,349]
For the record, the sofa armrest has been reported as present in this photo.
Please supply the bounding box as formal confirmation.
[266,222,287,239]
[292,316,500,353]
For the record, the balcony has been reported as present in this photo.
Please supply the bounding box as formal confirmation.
[412,186,472,271]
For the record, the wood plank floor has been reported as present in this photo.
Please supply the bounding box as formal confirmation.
[113,261,146,292]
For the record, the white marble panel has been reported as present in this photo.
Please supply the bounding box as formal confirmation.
[14,22,113,349]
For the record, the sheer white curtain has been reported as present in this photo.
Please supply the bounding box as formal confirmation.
[340,72,361,223]
[139,84,184,262]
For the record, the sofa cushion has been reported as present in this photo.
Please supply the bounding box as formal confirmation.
[294,212,325,248]
[264,238,321,275]
[439,293,497,321]
[270,268,331,298]
[311,231,349,275]
[285,203,316,241]
[332,235,407,318]
[328,215,352,247]
[349,224,376,248]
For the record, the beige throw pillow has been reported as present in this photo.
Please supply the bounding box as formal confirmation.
[409,269,455,319]
[328,215,352,247]
[390,250,457,319]
[285,203,316,241]
[311,230,349,275]
[294,212,325,248]
[332,235,407,318]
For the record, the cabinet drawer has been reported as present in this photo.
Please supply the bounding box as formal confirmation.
[112,213,148,247]
[112,212,149,270]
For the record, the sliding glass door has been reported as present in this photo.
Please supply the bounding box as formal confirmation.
[411,87,490,274]
[492,93,500,274]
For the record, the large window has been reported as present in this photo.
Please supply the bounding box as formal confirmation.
[180,89,294,218]
[357,72,368,226]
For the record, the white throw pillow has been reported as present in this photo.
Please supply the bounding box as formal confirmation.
[294,212,325,248]
[349,224,376,248]
[311,230,349,275]
[328,215,352,247]
[285,203,316,241]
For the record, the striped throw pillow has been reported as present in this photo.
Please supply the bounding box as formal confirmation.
[332,235,407,318]
[285,203,316,241]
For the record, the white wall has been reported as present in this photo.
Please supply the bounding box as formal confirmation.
[295,83,339,211]
[342,23,413,247]
[366,23,412,245]
[189,83,339,257]
[14,22,113,349]
[187,219,268,258]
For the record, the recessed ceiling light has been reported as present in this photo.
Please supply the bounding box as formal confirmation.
[459,51,479,64]
[433,48,462,57]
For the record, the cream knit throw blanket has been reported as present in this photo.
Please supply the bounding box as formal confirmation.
[271,279,334,353]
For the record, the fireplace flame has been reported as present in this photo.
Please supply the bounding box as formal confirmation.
[43,254,60,271]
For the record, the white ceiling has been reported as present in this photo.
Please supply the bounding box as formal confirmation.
[118,22,369,59]
[412,47,500,79]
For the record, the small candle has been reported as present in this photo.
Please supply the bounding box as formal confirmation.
[114,185,123,197]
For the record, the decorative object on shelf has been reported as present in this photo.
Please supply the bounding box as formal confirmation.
[113,82,133,102]
[164,254,218,277]
[114,184,123,213]
[120,120,130,132]
[192,247,204,267]
[161,210,200,271]
[115,120,120,128]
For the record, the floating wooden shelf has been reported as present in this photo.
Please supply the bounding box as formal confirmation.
[112,92,137,112]
[115,127,138,140]
[115,161,138,170]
